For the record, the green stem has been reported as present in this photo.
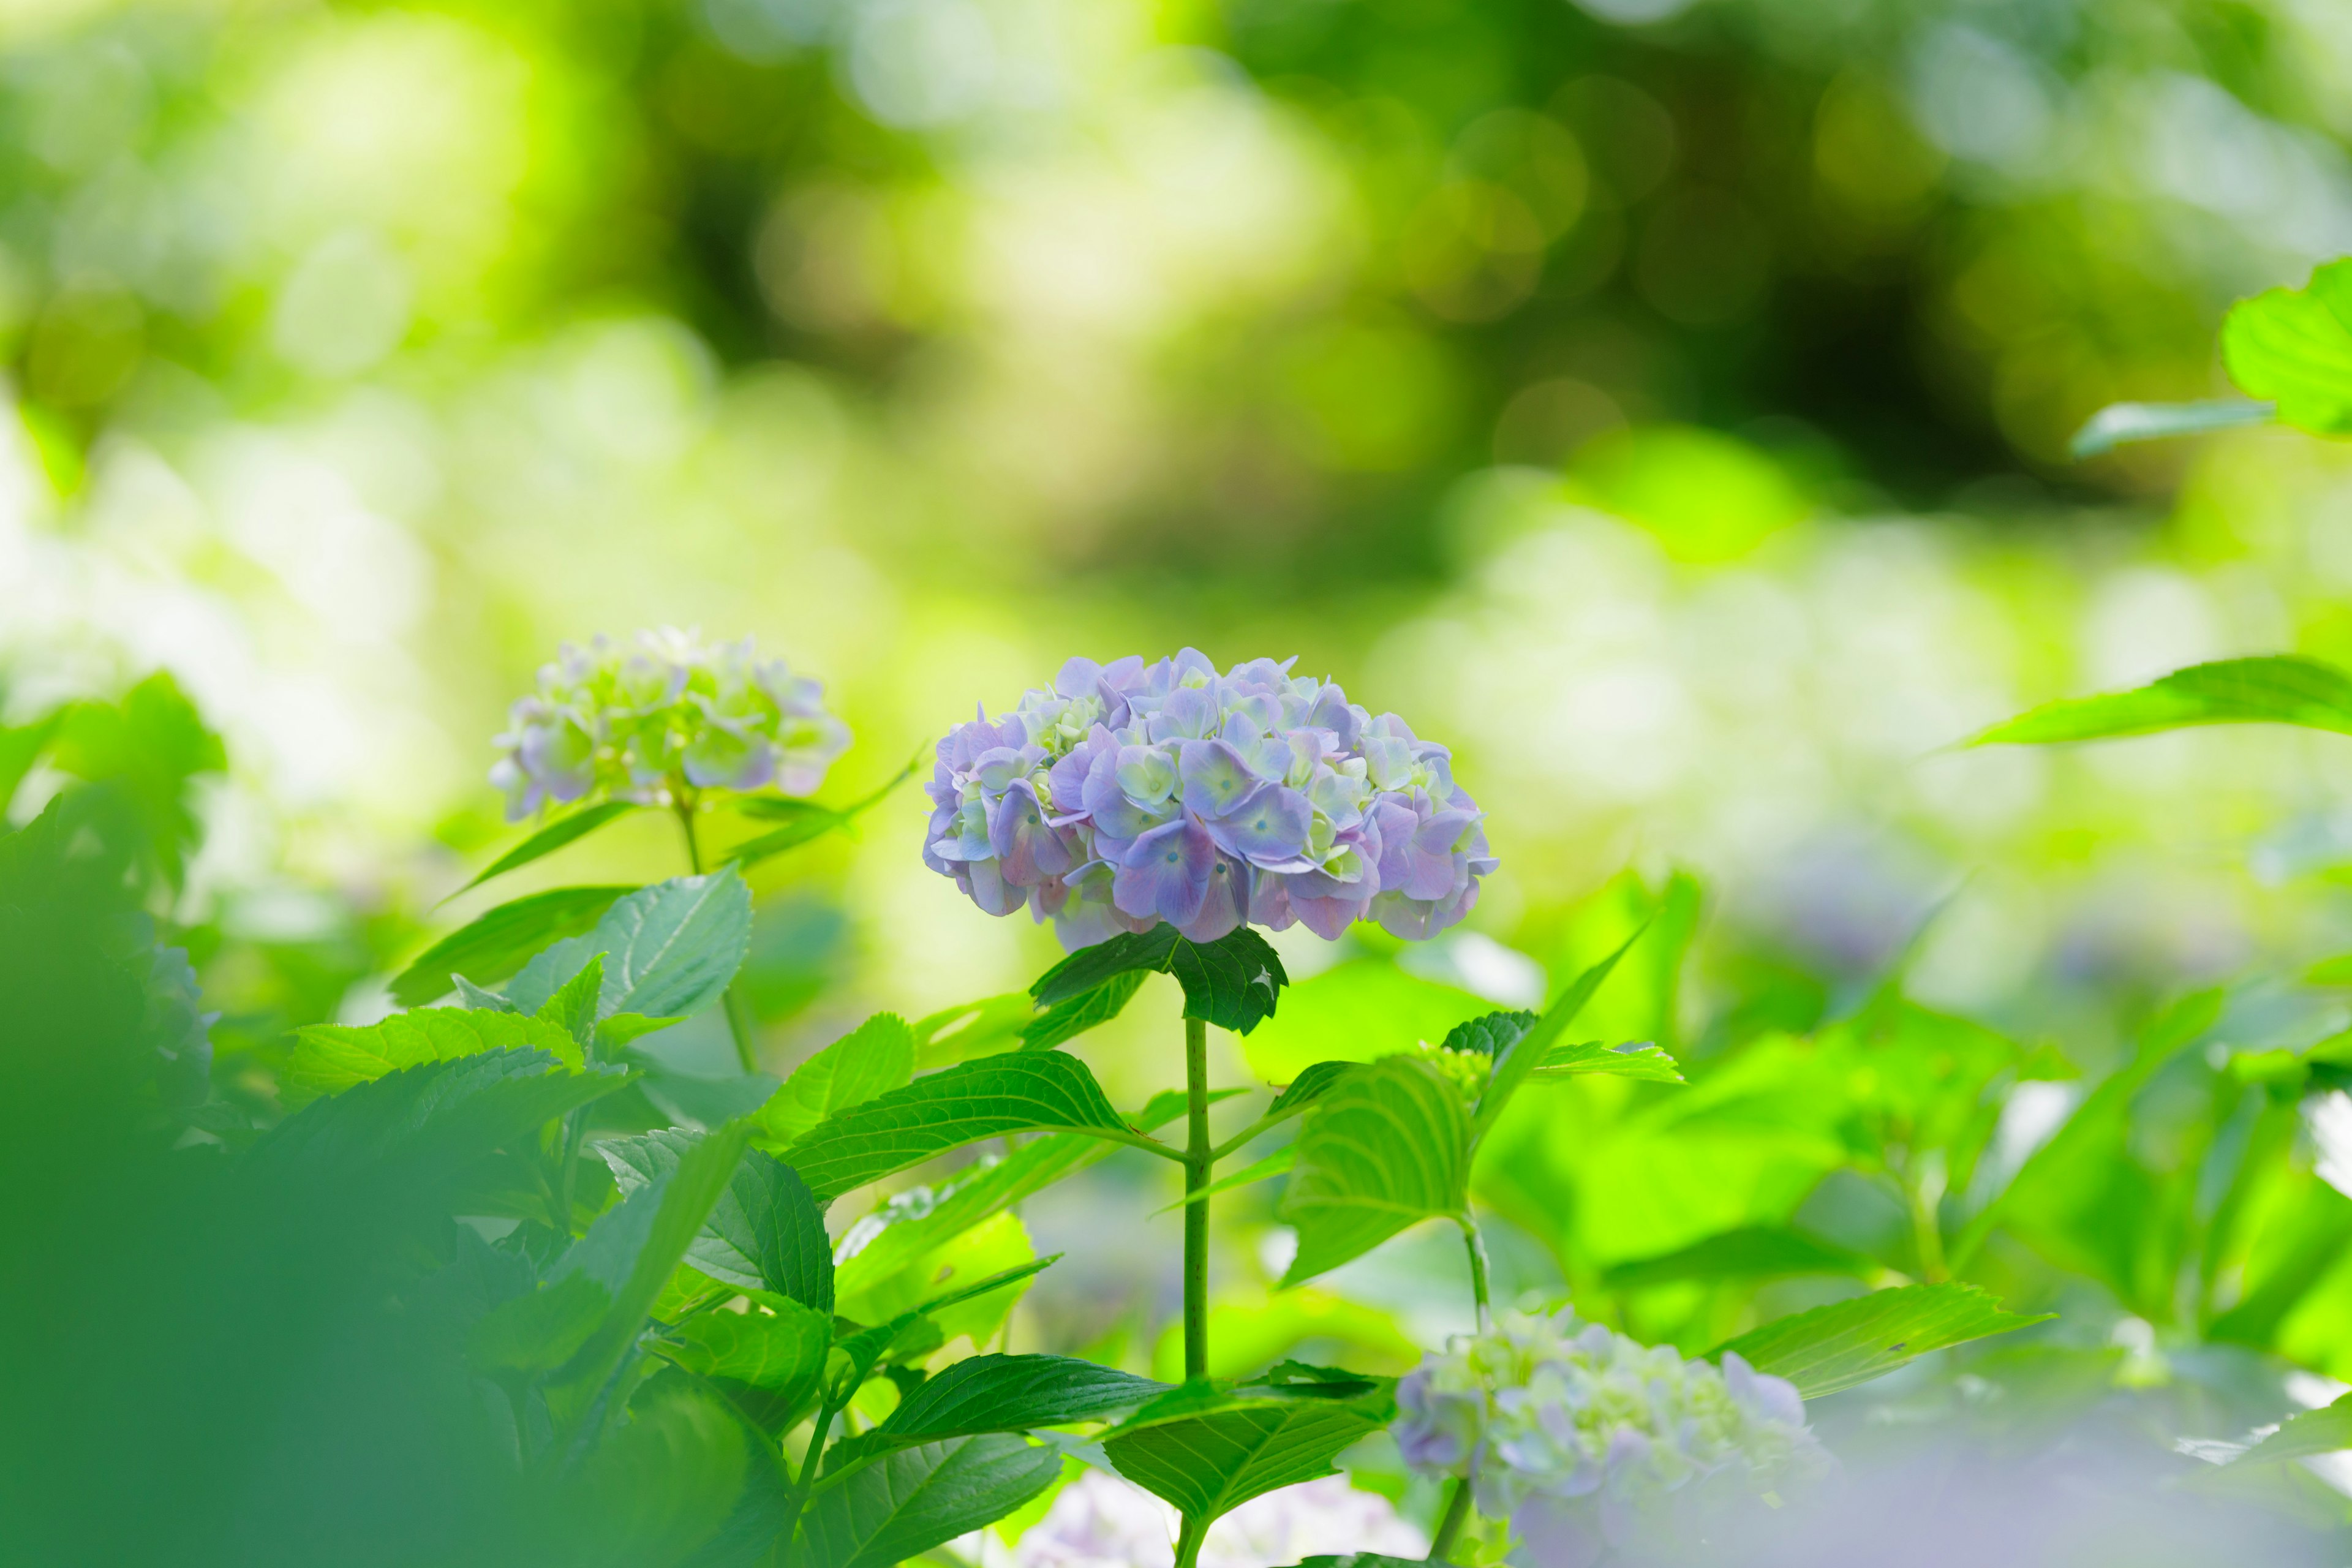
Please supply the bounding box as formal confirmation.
[1425,1477,1473,1564]
[1175,1511,1210,1568]
[1182,1013,1212,1381]
[1460,1215,1493,1332]
[676,799,759,1074]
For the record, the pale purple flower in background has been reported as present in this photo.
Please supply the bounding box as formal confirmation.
[489,627,850,820]
[984,1470,1425,1568]
[923,650,1496,949]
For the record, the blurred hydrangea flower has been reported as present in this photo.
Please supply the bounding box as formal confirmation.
[489,628,850,820]
[998,1470,1423,1568]
[924,650,1496,949]
[1393,1311,1828,1564]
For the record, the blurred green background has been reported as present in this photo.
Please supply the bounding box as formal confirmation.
[14,0,2352,1431]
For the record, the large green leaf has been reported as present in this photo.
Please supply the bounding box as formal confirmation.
[1102,1368,1393,1525]
[758,1013,916,1146]
[1032,925,1289,1036]
[600,1129,834,1310]
[794,1434,1060,1568]
[1712,1282,2051,1399]
[390,885,634,1009]
[1602,1226,1879,1291]
[1278,1055,1469,1287]
[2222,260,2352,434]
[2068,398,2275,459]
[865,1354,1167,1447]
[243,1049,627,1185]
[469,1271,610,1380]
[661,1297,833,1401]
[545,1376,750,1568]
[284,1006,582,1107]
[1971,656,2352,746]
[781,1050,1147,1200]
[547,1120,755,1410]
[1472,924,1650,1148]
[455,801,641,897]
[508,870,755,1020]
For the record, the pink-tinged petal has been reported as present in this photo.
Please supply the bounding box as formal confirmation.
[1286,878,1371,940]
[1113,815,1214,926]
[1177,857,1249,942]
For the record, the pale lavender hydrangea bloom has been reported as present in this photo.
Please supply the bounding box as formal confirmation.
[923,650,1496,949]
[489,628,850,820]
[1393,1311,1827,1564]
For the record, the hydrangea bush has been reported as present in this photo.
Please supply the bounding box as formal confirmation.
[1395,1311,1830,1559]
[491,627,850,820]
[923,650,1495,948]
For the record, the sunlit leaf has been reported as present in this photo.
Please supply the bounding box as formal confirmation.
[390,886,633,1009]
[508,870,754,1021]
[661,1297,832,1404]
[1473,924,1651,1147]
[284,1007,582,1107]
[453,801,639,898]
[599,1128,834,1310]
[862,1353,1166,1449]
[1971,657,2352,746]
[725,756,919,871]
[757,1012,916,1146]
[1602,1226,1879,1290]
[2222,260,2352,434]
[1712,1281,2050,1398]
[1532,1039,1684,1085]
[1278,1055,1468,1286]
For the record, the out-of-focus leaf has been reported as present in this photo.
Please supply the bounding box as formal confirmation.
[600,1129,834,1310]
[1279,1055,1468,1286]
[2222,260,2352,433]
[794,1434,1060,1568]
[757,1013,915,1146]
[1032,925,1288,1036]
[545,1376,748,1567]
[1022,969,1146,1051]
[781,1050,1148,1200]
[1102,1367,1392,1526]
[390,886,633,1009]
[725,757,917,871]
[285,1008,582,1106]
[1970,657,2352,746]
[1474,924,1651,1147]
[827,1259,1062,1403]
[0,710,59,815]
[1155,1144,1295,1215]
[454,801,640,897]
[48,672,224,891]
[911,993,1033,1070]
[1267,1061,1358,1118]
[509,870,754,1021]
[2233,1394,2352,1464]
[1711,1282,2050,1399]
[1601,1226,1879,1290]
[2068,398,2275,458]
[469,1271,609,1379]
[835,1136,1104,1300]
[1532,1039,1684,1085]
[631,1058,782,1131]
[1241,960,1494,1085]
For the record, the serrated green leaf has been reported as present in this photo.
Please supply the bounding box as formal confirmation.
[630,1057,782,1132]
[758,1013,916,1146]
[1971,656,2352,746]
[284,1007,582,1106]
[455,801,641,897]
[1021,969,1146,1051]
[1473,924,1650,1148]
[794,1434,1060,1568]
[1602,1226,1879,1291]
[454,976,515,1012]
[782,1051,1146,1200]
[2067,398,2275,459]
[548,1120,755,1408]
[1278,1055,1469,1286]
[867,1354,1167,1447]
[2223,262,2352,433]
[2234,1393,2352,1464]
[600,1129,834,1310]
[1032,925,1289,1036]
[1102,1374,1393,1526]
[469,1271,610,1379]
[1438,1009,1538,1057]
[536,954,606,1052]
[390,885,635,1009]
[662,1297,832,1403]
[1532,1039,1684,1084]
[1267,1061,1359,1118]
[508,870,754,1021]
[1712,1282,2051,1399]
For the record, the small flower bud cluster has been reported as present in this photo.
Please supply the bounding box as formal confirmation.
[1393,1311,1827,1550]
[489,628,850,821]
[923,650,1496,949]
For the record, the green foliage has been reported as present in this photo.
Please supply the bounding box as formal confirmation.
[725,758,918,871]
[756,1012,916,1146]
[1242,960,1493,1084]
[1601,1226,1879,1290]
[390,886,634,1008]
[1032,924,1289,1035]
[2235,1394,2352,1464]
[1022,968,1148,1050]
[2069,399,2276,459]
[661,1298,832,1403]
[1279,1055,1470,1286]
[285,1006,582,1106]
[44,672,225,891]
[853,1353,1166,1453]
[600,1129,834,1310]
[458,801,642,896]
[1972,656,2352,745]
[1103,1366,1393,1526]
[794,1435,1061,1568]
[2222,259,2352,434]
[779,1050,1148,1200]
[508,871,755,1020]
[1713,1282,2051,1398]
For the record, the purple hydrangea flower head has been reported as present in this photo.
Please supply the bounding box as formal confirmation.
[490,628,850,820]
[922,649,1497,948]
[1390,1311,1830,1563]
